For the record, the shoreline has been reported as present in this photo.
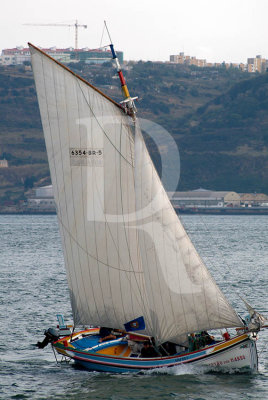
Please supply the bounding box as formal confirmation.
[1,207,268,216]
[175,207,268,215]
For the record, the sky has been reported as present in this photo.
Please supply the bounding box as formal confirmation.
[1,0,268,63]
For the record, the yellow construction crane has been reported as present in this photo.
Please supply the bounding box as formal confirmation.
[24,20,87,50]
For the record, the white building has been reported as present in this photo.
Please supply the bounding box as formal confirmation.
[167,188,241,208]
[0,46,71,65]
[35,185,53,198]
[0,159,8,168]
[27,184,56,211]
[0,45,121,65]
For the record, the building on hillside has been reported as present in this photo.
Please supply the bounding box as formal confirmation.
[26,184,56,212]
[0,46,123,66]
[75,48,123,64]
[195,58,206,67]
[170,52,267,73]
[35,185,53,198]
[0,46,30,65]
[0,47,71,65]
[167,188,241,208]
[170,52,185,64]
[0,159,8,168]
[247,55,267,73]
[170,52,207,68]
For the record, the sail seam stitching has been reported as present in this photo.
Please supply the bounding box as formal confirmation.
[76,83,102,323]
[40,55,84,322]
[56,63,87,323]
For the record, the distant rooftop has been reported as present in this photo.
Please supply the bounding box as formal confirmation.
[193,188,211,192]
[168,190,234,199]
[2,46,113,55]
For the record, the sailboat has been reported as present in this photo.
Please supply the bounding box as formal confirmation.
[30,40,265,373]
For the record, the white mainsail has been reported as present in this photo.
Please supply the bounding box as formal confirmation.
[134,123,242,343]
[30,44,243,345]
[30,44,151,331]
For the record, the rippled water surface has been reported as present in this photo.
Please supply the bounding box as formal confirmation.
[0,214,267,399]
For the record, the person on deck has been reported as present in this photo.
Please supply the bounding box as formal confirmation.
[200,331,215,346]
[140,341,158,358]
[160,341,177,356]
[188,333,198,351]
[99,327,116,343]
[222,330,230,341]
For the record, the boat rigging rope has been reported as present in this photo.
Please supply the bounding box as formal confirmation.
[99,23,106,48]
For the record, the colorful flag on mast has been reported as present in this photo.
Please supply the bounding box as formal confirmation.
[124,316,145,332]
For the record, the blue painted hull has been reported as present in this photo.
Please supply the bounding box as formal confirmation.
[54,332,258,373]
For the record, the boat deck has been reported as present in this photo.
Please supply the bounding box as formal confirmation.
[65,331,132,357]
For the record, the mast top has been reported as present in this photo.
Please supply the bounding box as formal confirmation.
[104,22,138,120]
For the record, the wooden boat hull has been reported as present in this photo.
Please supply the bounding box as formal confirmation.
[53,330,258,373]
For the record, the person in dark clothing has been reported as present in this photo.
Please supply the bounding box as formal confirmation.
[160,341,177,356]
[99,327,116,343]
[200,331,215,345]
[188,333,198,351]
[140,341,158,358]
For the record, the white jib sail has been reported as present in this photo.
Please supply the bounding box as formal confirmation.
[30,44,243,345]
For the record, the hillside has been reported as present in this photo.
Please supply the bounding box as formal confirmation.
[0,60,267,204]
[176,73,268,191]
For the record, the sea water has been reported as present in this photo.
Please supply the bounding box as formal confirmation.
[0,214,267,400]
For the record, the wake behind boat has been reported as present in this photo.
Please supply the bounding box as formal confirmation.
[29,35,266,373]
